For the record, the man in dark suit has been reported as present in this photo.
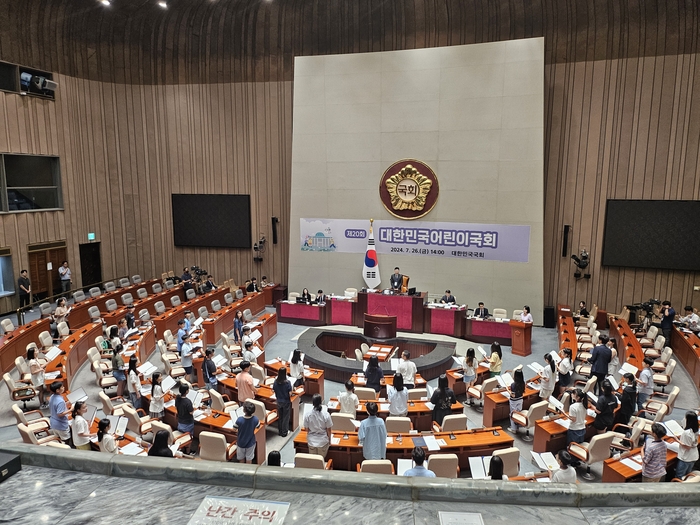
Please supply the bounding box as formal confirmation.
[587,334,612,395]
[246,277,259,293]
[440,290,456,304]
[389,267,402,291]
[474,302,489,318]
[316,290,326,305]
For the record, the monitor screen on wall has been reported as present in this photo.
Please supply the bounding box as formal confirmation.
[601,200,700,271]
[171,194,252,248]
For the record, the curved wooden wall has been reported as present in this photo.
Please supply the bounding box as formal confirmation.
[0,0,699,314]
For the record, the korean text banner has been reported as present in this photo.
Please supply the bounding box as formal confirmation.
[300,218,530,263]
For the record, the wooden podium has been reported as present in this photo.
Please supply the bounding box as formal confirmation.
[510,320,532,356]
[363,314,397,339]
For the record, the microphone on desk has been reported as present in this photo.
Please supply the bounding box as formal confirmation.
[449,432,456,440]
[343,431,348,440]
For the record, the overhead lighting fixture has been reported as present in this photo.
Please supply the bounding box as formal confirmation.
[100,0,110,4]
[158,1,167,7]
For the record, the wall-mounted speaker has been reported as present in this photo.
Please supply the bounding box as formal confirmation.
[271,216,279,244]
[562,225,571,257]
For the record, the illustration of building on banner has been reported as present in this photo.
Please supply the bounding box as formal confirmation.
[301,225,337,252]
[363,219,381,289]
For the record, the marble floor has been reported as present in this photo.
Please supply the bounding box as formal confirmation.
[1,465,699,525]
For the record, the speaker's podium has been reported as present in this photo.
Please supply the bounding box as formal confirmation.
[510,320,532,356]
[363,314,397,339]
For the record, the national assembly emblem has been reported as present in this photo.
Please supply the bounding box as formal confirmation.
[379,160,439,220]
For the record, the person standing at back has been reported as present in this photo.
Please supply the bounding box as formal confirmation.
[233,401,260,464]
[365,355,384,393]
[338,380,359,418]
[272,367,293,437]
[58,261,72,295]
[586,334,611,395]
[18,269,32,311]
[397,351,417,389]
[303,394,333,458]
[358,402,387,460]
[403,447,436,477]
[390,267,402,291]
[641,423,668,482]
[659,301,676,345]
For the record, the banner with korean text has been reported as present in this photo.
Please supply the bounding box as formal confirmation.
[300,218,530,263]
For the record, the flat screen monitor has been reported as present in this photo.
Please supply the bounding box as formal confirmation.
[171,194,251,248]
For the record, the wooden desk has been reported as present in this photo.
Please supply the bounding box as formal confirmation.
[250,313,278,347]
[293,428,514,472]
[608,318,645,372]
[363,343,394,362]
[671,327,700,388]
[200,292,269,345]
[557,311,578,362]
[446,364,490,397]
[532,415,596,453]
[602,445,677,482]
[69,279,160,327]
[0,317,52,374]
[424,305,466,337]
[44,322,103,390]
[276,301,327,326]
[350,372,426,398]
[152,288,228,339]
[264,356,325,399]
[122,325,158,364]
[483,386,540,428]
[102,286,185,325]
[261,285,287,306]
[328,397,462,432]
[356,292,426,333]
[218,375,301,433]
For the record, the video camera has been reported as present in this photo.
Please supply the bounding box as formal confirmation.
[190,265,208,282]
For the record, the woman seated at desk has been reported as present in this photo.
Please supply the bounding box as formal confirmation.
[300,288,312,303]
[148,429,186,458]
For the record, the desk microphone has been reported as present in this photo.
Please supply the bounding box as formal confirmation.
[343,431,348,440]
[449,432,456,440]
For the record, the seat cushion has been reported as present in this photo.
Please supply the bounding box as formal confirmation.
[568,442,590,461]
[511,413,527,426]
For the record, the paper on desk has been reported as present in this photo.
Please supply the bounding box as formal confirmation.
[193,409,207,421]
[164,400,176,409]
[424,402,435,410]
[45,371,61,380]
[380,403,391,412]
[45,346,62,361]
[331,436,341,445]
[469,457,488,480]
[620,458,642,471]
[140,385,153,396]
[553,418,570,429]
[213,354,226,367]
[386,437,394,445]
[250,330,262,342]
[303,369,312,377]
[423,435,441,451]
[397,458,415,476]
[536,478,551,483]
[327,401,339,409]
[437,438,447,447]
[122,350,136,357]
[121,442,144,456]
[223,419,234,429]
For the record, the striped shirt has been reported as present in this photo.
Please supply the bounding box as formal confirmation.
[642,437,667,479]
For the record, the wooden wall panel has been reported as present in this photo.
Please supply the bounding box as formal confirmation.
[0,0,699,315]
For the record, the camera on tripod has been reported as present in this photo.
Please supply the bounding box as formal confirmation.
[190,265,208,281]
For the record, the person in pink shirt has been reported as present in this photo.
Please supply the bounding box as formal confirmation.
[237,361,257,404]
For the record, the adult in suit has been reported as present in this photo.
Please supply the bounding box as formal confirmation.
[204,275,217,291]
[389,267,402,291]
[316,290,326,304]
[246,277,259,293]
[440,290,456,304]
[587,334,612,395]
[474,302,489,318]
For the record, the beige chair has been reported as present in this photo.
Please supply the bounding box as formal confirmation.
[294,452,333,470]
[426,453,460,478]
[89,286,102,298]
[151,420,192,450]
[14,357,32,382]
[576,316,594,334]
[674,471,700,483]
[511,400,549,441]
[163,330,178,349]
[574,376,597,395]
[210,390,238,414]
[136,288,148,300]
[3,373,37,410]
[224,293,234,304]
[122,404,154,436]
[198,306,209,320]
[249,398,278,426]
[512,309,523,320]
[211,300,222,312]
[57,321,70,340]
[493,447,521,478]
[105,299,118,311]
[0,319,15,334]
[355,387,378,401]
[88,306,102,322]
[88,346,113,373]
[152,283,163,294]
[435,414,468,433]
[358,459,394,474]
[73,290,86,302]
[158,340,179,364]
[250,364,271,385]
[331,412,357,432]
[119,277,131,288]
[354,349,364,361]
[344,288,358,298]
[93,366,118,392]
[38,331,54,350]
[139,309,151,325]
[610,420,644,452]
[360,343,370,354]
[408,388,428,400]
[164,280,175,290]
[17,423,63,446]
[653,359,676,392]
[12,404,50,435]
[171,296,182,307]
[577,323,597,344]
[492,308,507,320]
[630,404,669,435]
[638,326,659,347]
[39,303,53,318]
[467,377,499,410]
[186,289,197,301]
[568,431,616,480]
[643,386,680,416]
[645,335,666,359]
[132,275,142,284]
[162,354,186,379]
[98,391,131,416]
[243,308,253,322]
[288,292,300,301]
[577,331,599,354]
[652,347,674,372]
[385,416,412,433]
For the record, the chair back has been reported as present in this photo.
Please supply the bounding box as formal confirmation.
[88,306,101,320]
[39,303,53,317]
[492,308,507,319]
[17,423,40,445]
[400,275,410,293]
[408,388,428,400]
[122,404,144,434]
[250,364,266,383]
[665,359,677,377]
[224,293,234,304]
[295,452,325,469]
[646,326,659,339]
[659,347,673,364]
[654,335,666,350]
[589,304,599,319]
[582,376,597,394]
[211,300,222,312]
[150,420,175,444]
[209,390,228,412]
[119,278,130,288]
[73,290,86,303]
[132,275,142,284]
[249,399,268,424]
[199,431,228,462]
[105,299,118,311]
[15,356,30,376]
[57,322,69,337]
[243,309,253,321]
[479,378,499,400]
[344,288,357,298]
[526,400,549,427]
[98,391,117,415]
[4,372,18,392]
[355,387,378,400]
[171,296,181,307]
[493,447,520,478]
[12,403,31,425]
[665,386,680,411]
[152,283,163,294]
[87,347,100,364]
[164,330,175,345]
[39,331,53,349]
[360,459,393,474]
[235,289,244,299]
[360,343,370,353]
[137,288,148,299]
[168,271,175,278]
[154,301,166,314]
[331,412,357,432]
[426,453,459,478]
[386,416,412,433]
[441,414,468,432]
[198,307,209,319]
[288,292,300,301]
[651,404,668,423]
[186,289,197,300]
[587,431,616,464]
[165,280,174,290]
[629,420,644,446]
[139,309,150,323]
[560,392,571,413]
[512,309,523,320]
[355,349,364,361]
[89,287,102,298]
[104,281,116,292]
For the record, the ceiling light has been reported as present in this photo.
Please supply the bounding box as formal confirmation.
[100,0,110,4]
[158,1,167,7]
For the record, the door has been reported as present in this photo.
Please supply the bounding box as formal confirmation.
[79,242,102,289]
[27,245,67,299]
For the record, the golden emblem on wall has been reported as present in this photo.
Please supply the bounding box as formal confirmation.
[379,159,439,220]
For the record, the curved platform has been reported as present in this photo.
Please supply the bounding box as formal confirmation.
[297,328,455,382]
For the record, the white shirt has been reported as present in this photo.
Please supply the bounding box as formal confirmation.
[520,312,533,323]
[242,349,256,363]
[682,313,700,330]
[128,370,141,394]
[99,434,119,454]
[72,415,90,446]
[397,359,417,385]
[338,391,359,418]
[551,467,577,483]
[150,384,165,413]
[678,428,699,463]
[304,408,333,447]
[29,358,45,387]
[569,402,586,431]
[289,360,304,380]
[639,367,654,395]
[387,386,409,416]
[462,357,476,377]
[539,366,555,392]
[557,358,573,376]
